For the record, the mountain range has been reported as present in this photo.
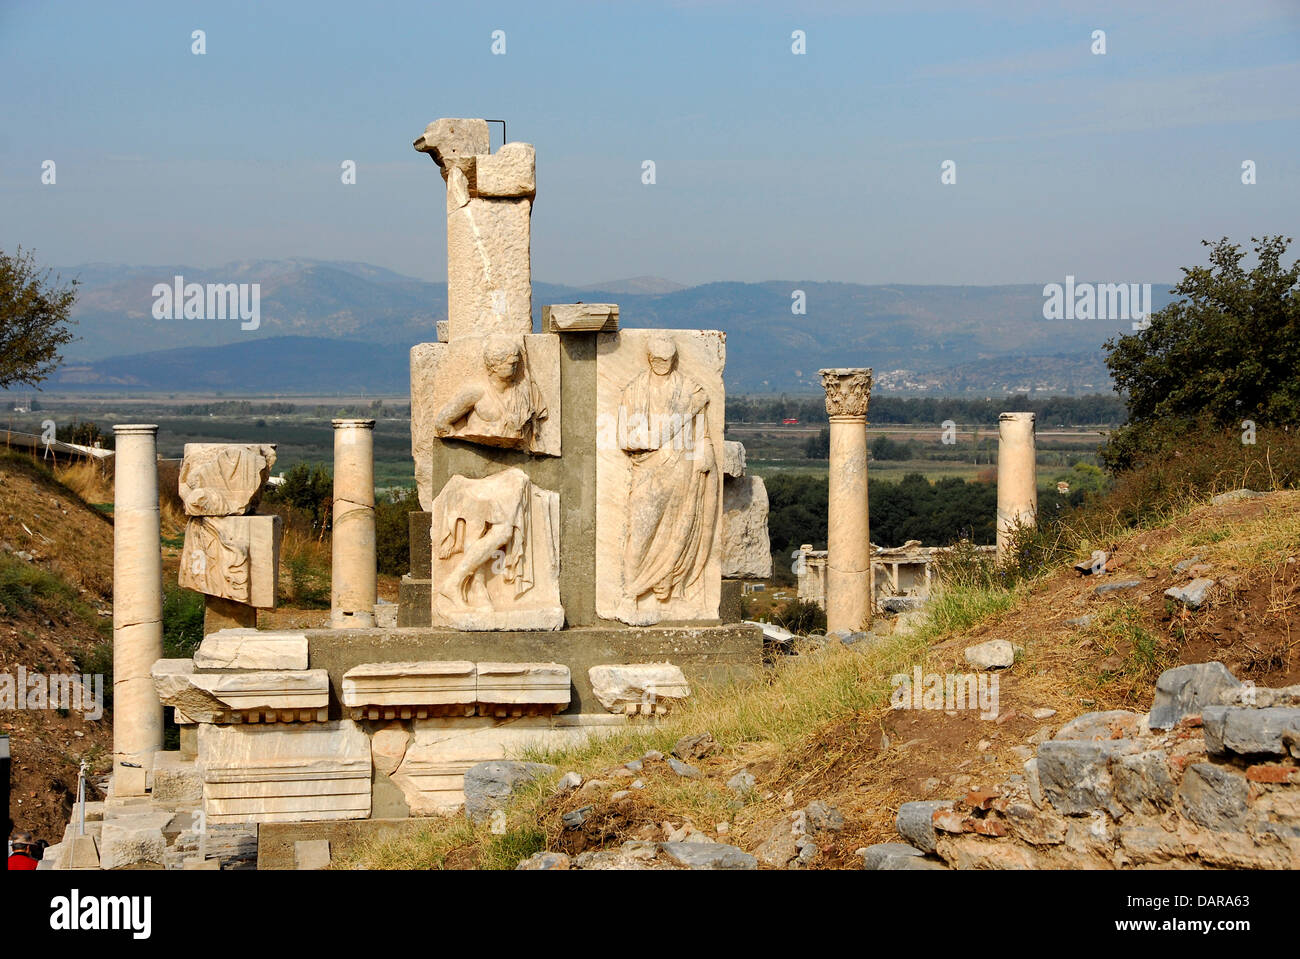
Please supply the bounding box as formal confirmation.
[44,259,1176,395]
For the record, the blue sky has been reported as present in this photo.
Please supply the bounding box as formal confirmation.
[2,0,1298,286]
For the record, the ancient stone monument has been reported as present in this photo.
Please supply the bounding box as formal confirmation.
[91,118,768,857]
[820,368,873,633]
[996,412,1038,559]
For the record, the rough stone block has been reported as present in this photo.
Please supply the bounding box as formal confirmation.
[1149,662,1241,729]
[195,628,309,671]
[413,118,490,168]
[1164,578,1215,609]
[100,822,166,870]
[1053,710,1144,742]
[859,842,948,870]
[1202,705,1300,757]
[658,841,757,870]
[472,142,536,197]
[1112,749,1175,814]
[1036,739,1137,816]
[964,639,1015,670]
[895,800,954,854]
[723,440,746,478]
[151,750,203,804]
[463,760,556,823]
[1178,762,1248,831]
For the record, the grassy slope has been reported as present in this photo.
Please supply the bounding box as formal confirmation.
[346,489,1299,870]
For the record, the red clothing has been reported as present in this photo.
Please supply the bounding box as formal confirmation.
[8,852,39,870]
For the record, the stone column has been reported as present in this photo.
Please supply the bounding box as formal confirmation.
[819,369,873,634]
[331,419,377,627]
[111,424,164,796]
[996,412,1038,560]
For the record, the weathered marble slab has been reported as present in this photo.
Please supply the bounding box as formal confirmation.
[390,715,626,815]
[194,628,308,671]
[198,721,371,824]
[722,474,773,579]
[342,661,477,709]
[723,440,746,478]
[543,303,618,333]
[151,659,328,723]
[476,662,570,709]
[178,514,280,608]
[595,330,725,625]
[588,663,691,714]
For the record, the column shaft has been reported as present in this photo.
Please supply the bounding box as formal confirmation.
[112,424,164,795]
[996,412,1038,560]
[331,419,377,627]
[826,414,871,632]
[819,368,874,634]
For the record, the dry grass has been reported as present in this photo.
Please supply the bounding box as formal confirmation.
[53,459,114,506]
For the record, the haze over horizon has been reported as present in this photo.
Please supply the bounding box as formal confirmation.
[4,0,1298,290]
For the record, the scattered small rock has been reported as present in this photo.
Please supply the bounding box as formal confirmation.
[726,769,757,798]
[673,733,719,761]
[667,757,702,779]
[964,639,1015,670]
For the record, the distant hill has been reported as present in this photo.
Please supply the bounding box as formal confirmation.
[50,260,1176,394]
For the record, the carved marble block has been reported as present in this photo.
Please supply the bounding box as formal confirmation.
[178,514,281,608]
[198,721,371,824]
[476,662,570,715]
[595,330,725,625]
[543,303,618,333]
[588,663,691,714]
[723,473,773,579]
[179,443,276,516]
[432,333,559,454]
[411,334,561,510]
[430,468,563,630]
[342,661,477,720]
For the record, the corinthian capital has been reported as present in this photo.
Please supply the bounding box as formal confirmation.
[819,368,873,418]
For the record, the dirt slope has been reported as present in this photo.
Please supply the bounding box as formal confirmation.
[0,451,115,844]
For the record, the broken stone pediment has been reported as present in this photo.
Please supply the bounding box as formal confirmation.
[178,514,281,608]
[595,330,725,625]
[543,303,618,333]
[588,663,691,714]
[179,443,276,516]
[430,468,563,631]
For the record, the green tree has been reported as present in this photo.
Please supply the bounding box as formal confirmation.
[1102,236,1300,471]
[0,247,79,388]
